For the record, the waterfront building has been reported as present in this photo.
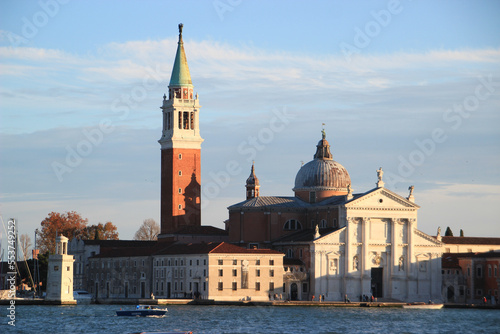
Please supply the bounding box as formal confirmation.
[227,132,443,302]
[87,244,160,299]
[442,250,500,304]
[69,239,156,293]
[152,242,283,301]
[439,236,500,253]
[46,235,76,303]
[87,242,283,301]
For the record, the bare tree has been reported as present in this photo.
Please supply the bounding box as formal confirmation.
[19,233,32,260]
[134,219,160,241]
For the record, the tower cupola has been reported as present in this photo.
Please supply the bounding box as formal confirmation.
[246,163,260,200]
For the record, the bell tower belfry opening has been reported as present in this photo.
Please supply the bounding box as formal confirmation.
[159,24,203,236]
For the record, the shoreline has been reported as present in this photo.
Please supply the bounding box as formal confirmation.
[1,298,499,309]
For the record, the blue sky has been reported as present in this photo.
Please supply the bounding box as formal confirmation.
[1,0,499,245]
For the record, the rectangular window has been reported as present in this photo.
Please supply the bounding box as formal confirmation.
[255,282,260,291]
[178,111,182,129]
[218,282,223,291]
[54,266,59,271]
[270,270,274,277]
[269,282,274,291]
[218,259,223,265]
[256,259,260,266]
[183,111,189,129]
[477,266,482,278]
[218,269,223,277]
[233,259,237,265]
[232,282,237,291]
[309,191,316,203]
[232,269,237,277]
[256,269,260,277]
[302,283,308,293]
[488,266,492,277]
[190,112,194,129]
[269,259,274,266]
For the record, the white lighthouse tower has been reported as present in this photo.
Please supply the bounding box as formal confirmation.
[45,235,76,304]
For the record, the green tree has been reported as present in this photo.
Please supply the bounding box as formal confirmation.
[38,211,88,253]
[460,229,464,237]
[82,222,119,240]
[445,226,454,237]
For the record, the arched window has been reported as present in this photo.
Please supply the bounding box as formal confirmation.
[286,249,294,258]
[283,219,302,231]
[319,219,327,228]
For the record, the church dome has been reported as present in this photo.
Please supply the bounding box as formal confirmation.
[293,131,351,196]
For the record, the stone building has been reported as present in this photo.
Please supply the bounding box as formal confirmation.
[88,242,283,302]
[152,242,283,301]
[69,239,156,291]
[46,236,76,303]
[227,131,443,302]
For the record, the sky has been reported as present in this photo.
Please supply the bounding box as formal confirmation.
[1,0,499,246]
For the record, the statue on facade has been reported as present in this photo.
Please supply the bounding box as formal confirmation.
[376,167,384,188]
[377,167,383,181]
[314,224,321,239]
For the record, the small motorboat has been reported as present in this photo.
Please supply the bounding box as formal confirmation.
[402,302,444,309]
[73,290,93,304]
[116,305,168,317]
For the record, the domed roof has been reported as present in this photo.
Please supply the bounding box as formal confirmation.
[293,131,351,193]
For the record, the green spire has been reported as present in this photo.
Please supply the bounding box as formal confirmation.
[169,23,192,87]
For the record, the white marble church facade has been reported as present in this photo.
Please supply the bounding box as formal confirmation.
[311,186,443,302]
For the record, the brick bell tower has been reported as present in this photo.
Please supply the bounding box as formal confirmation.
[158,23,203,236]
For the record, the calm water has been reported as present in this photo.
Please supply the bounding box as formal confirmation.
[1,304,498,334]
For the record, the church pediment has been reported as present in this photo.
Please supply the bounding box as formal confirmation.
[413,229,443,247]
[313,227,345,244]
[346,188,419,210]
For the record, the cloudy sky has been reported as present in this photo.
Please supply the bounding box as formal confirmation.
[1,0,499,244]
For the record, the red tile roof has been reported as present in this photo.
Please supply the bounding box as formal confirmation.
[441,236,500,245]
[209,242,283,255]
[91,241,283,258]
[170,225,228,235]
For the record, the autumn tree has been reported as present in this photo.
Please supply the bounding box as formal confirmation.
[19,233,32,260]
[82,222,119,240]
[38,211,88,253]
[134,218,160,241]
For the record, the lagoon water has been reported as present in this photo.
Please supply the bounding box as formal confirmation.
[1,304,498,334]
